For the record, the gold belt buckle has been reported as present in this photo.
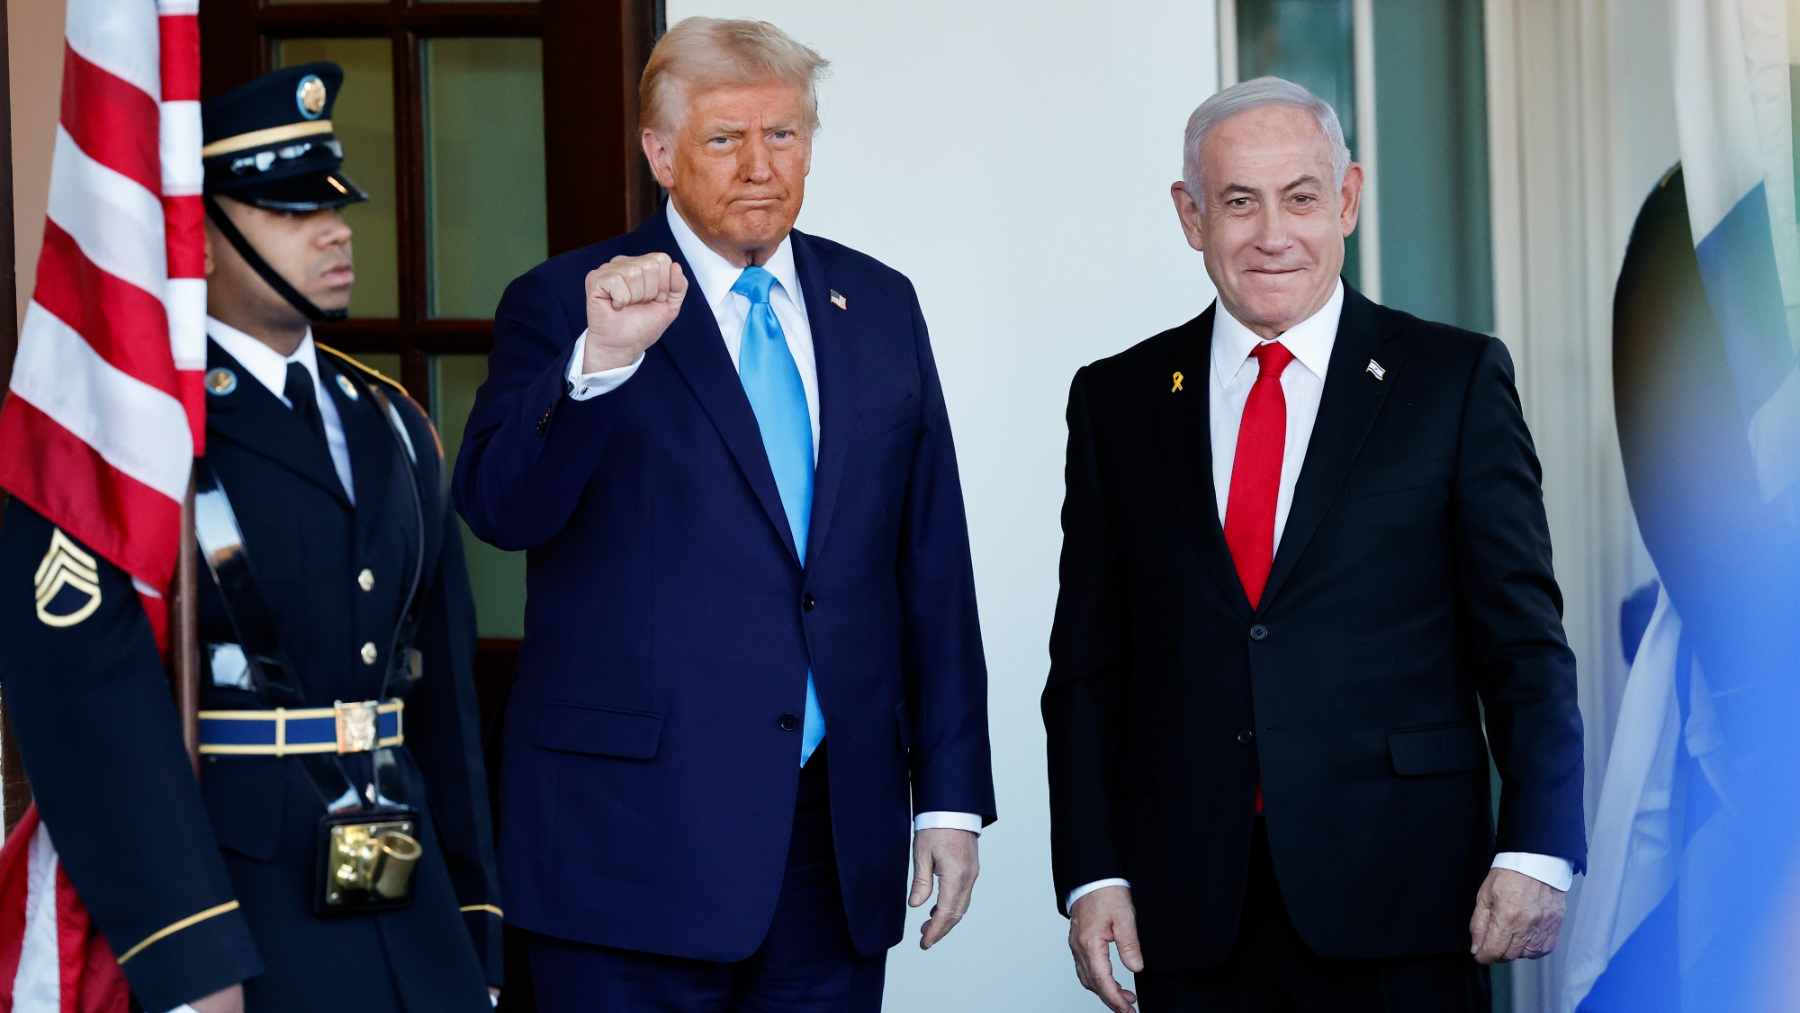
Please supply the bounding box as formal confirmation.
[333,700,380,754]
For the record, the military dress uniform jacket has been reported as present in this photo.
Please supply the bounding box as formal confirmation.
[0,340,501,1012]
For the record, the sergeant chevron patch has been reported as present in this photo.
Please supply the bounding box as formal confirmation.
[34,529,102,628]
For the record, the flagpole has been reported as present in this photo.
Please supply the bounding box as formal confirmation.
[172,473,200,773]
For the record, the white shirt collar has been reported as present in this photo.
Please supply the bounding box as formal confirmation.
[206,316,320,404]
[665,200,806,318]
[1211,279,1344,383]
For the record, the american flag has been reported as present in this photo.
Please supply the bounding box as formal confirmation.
[0,0,206,648]
[0,0,206,1008]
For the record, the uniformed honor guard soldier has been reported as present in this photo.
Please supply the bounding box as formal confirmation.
[0,64,502,1012]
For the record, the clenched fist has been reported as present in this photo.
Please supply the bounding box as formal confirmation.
[584,253,688,373]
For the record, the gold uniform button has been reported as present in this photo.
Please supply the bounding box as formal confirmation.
[360,642,379,666]
[358,569,375,592]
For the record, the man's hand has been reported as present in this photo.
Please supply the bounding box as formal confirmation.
[1469,867,1566,964]
[1069,885,1143,1013]
[583,253,688,373]
[909,828,979,949]
[188,984,244,1013]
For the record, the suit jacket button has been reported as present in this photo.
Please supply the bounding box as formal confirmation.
[778,713,800,732]
[360,642,379,666]
[1237,729,1254,745]
[802,593,816,612]
[1249,624,1268,641]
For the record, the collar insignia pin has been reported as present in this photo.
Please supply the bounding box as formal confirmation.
[335,374,360,401]
[206,368,238,396]
[1171,370,1184,393]
[829,290,847,310]
[1366,359,1387,381]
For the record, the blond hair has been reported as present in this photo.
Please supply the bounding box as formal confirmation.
[640,18,831,135]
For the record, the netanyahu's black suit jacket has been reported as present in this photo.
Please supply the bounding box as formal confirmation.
[1043,288,1586,968]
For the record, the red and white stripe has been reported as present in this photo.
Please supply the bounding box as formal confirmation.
[0,809,131,1013]
[0,0,206,642]
[0,0,204,1007]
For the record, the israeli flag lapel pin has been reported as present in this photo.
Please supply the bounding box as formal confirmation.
[1366,359,1387,381]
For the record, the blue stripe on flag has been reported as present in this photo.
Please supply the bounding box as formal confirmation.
[1692,182,1795,422]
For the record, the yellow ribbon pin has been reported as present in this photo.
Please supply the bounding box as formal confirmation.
[1171,371,1184,393]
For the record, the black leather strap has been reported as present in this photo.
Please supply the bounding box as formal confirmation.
[203,193,347,325]
[193,366,430,812]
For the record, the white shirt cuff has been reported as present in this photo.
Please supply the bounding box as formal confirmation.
[913,811,984,834]
[565,329,644,400]
[1066,878,1132,911]
[1491,852,1574,891]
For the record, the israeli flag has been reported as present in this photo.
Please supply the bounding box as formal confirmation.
[1562,1,1799,1008]
[1670,0,1799,504]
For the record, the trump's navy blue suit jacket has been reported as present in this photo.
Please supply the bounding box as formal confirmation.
[454,209,996,961]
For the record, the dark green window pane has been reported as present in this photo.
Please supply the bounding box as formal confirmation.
[423,39,547,319]
[1371,0,1493,333]
[275,39,400,319]
[1235,0,1365,288]
[348,352,403,384]
[432,354,525,638]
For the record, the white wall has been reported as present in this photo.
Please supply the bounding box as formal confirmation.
[9,0,66,327]
[663,2,1220,1010]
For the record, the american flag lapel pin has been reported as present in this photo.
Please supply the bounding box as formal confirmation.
[1366,359,1387,381]
[829,289,848,310]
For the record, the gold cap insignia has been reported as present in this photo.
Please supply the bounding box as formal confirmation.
[207,367,238,396]
[297,75,328,120]
[34,529,102,628]
[335,373,360,401]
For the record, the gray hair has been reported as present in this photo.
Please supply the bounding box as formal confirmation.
[1181,76,1351,202]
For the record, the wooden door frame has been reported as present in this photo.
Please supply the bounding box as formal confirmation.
[0,0,31,837]
[197,0,663,407]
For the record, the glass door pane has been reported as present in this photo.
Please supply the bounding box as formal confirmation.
[1371,0,1492,333]
[431,354,527,638]
[422,38,548,319]
[276,39,401,318]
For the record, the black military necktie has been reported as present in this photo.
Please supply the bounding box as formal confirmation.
[284,361,327,446]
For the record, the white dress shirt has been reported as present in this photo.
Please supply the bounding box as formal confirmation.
[1065,283,1572,910]
[207,317,355,503]
[566,203,981,838]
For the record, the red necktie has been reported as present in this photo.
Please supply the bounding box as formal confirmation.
[1223,341,1293,816]
[1224,341,1295,610]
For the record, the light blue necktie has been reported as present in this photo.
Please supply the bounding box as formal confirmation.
[732,265,826,766]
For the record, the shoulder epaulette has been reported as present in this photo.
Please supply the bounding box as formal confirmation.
[316,343,410,398]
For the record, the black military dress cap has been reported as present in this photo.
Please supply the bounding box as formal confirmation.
[202,62,368,211]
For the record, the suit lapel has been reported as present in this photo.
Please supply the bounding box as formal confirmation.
[321,358,396,555]
[791,231,853,571]
[204,341,351,508]
[1257,287,1404,611]
[1151,305,1255,619]
[639,214,803,563]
